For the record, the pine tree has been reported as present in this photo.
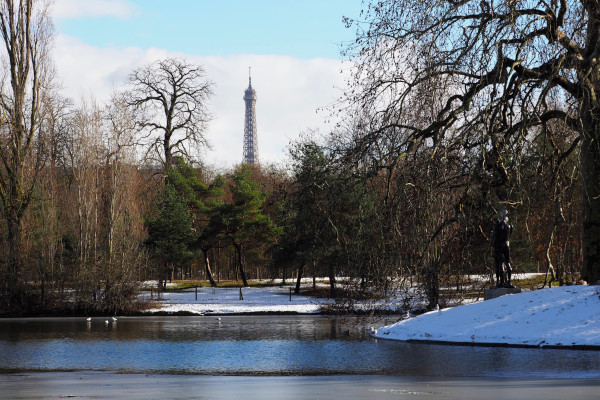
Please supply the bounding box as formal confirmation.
[146,184,193,291]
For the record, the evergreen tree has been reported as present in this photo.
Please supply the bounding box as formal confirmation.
[282,141,375,297]
[216,165,279,286]
[167,159,225,285]
[146,183,193,291]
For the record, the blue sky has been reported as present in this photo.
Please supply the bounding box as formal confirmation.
[56,0,362,59]
[52,0,363,168]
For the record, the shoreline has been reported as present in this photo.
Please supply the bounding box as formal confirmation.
[378,337,600,351]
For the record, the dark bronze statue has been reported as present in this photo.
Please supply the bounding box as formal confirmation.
[491,210,514,288]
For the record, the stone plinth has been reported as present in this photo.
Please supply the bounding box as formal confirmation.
[484,287,522,300]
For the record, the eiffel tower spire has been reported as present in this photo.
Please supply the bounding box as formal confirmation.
[243,67,258,165]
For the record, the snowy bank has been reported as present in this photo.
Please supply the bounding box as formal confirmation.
[372,285,600,348]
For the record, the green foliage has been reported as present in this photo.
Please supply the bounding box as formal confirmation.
[229,165,280,241]
[146,158,227,282]
[209,164,280,247]
[167,158,224,217]
[287,142,338,265]
[201,164,280,285]
[276,140,377,294]
[146,183,194,268]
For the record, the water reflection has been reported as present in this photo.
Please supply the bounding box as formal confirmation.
[0,316,373,342]
[0,316,598,377]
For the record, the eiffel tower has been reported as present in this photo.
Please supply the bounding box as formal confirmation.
[242,68,258,165]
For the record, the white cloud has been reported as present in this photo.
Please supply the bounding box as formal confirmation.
[53,35,351,169]
[53,0,135,19]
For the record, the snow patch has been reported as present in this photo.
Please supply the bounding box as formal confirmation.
[372,285,600,347]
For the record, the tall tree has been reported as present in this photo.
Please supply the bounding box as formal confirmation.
[288,141,340,295]
[344,0,600,283]
[218,165,279,287]
[66,99,104,306]
[126,58,213,172]
[101,94,146,313]
[0,0,53,310]
[282,140,377,298]
[168,158,224,286]
[146,183,194,292]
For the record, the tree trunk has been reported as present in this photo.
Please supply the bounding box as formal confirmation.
[233,241,248,287]
[328,267,336,298]
[157,261,169,297]
[312,261,316,290]
[542,196,564,288]
[580,79,600,284]
[164,135,172,172]
[6,214,24,312]
[202,248,218,287]
[423,260,440,310]
[295,264,304,294]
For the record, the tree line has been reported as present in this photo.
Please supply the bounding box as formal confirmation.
[1,0,599,316]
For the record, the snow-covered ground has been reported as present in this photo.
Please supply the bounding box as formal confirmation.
[144,285,329,314]
[142,273,540,316]
[372,285,600,348]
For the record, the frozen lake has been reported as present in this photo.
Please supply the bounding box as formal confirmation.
[2,373,600,400]
[1,316,599,398]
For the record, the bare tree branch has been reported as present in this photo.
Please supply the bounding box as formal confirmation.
[125,58,214,172]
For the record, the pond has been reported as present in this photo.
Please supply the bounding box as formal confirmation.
[1,315,599,376]
[1,316,599,399]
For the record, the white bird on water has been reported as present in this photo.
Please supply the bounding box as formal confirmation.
[112,317,117,322]
[86,317,91,322]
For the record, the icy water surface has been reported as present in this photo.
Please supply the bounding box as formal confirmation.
[0,315,599,377]
[2,373,600,400]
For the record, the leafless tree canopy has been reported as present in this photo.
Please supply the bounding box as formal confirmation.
[126,57,214,171]
[342,0,600,283]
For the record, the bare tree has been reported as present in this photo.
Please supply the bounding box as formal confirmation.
[104,94,141,270]
[343,0,600,283]
[126,58,213,172]
[0,0,53,310]
[55,95,147,313]
[24,90,72,308]
[65,99,104,306]
[100,94,146,313]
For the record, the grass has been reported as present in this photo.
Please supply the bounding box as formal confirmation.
[513,274,548,290]
[163,279,296,291]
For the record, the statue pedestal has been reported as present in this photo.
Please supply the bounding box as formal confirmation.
[484,287,522,300]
